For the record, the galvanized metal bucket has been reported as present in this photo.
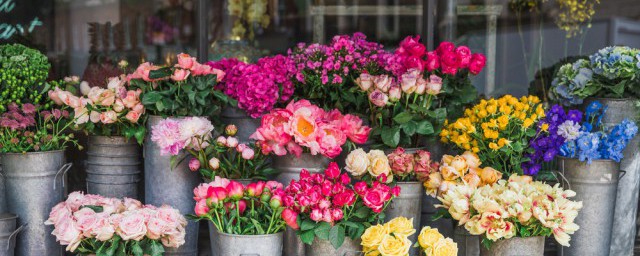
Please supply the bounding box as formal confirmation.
[417,140,455,237]
[454,226,480,256]
[305,237,362,256]
[0,214,25,256]
[0,157,5,214]
[2,150,70,256]
[209,225,283,256]
[557,157,620,256]
[86,135,141,199]
[272,153,331,256]
[480,236,544,256]
[145,115,201,256]
[384,181,423,256]
[582,98,640,256]
[220,106,261,143]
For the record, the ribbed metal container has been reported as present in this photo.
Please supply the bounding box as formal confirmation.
[145,115,201,256]
[0,214,24,256]
[86,136,141,199]
[220,107,261,143]
[558,157,619,256]
[2,150,70,256]
[305,237,362,256]
[209,227,283,256]
[384,181,423,256]
[582,98,640,256]
[0,157,5,213]
[480,236,544,256]
[273,153,331,256]
[453,226,480,256]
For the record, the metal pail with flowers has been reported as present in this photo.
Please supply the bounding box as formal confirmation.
[210,229,283,256]
[306,237,362,256]
[86,135,141,200]
[480,236,544,256]
[557,157,620,256]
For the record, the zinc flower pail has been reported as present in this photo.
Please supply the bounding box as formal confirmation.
[0,214,24,256]
[145,115,201,256]
[272,153,331,256]
[220,106,261,143]
[86,135,141,200]
[480,236,544,256]
[1,150,71,256]
[0,157,5,213]
[384,181,423,256]
[209,227,283,256]
[583,98,640,256]
[558,157,619,256]
[305,236,362,256]
[453,226,481,256]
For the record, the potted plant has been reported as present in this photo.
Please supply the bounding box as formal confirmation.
[0,44,81,256]
[555,101,638,255]
[45,192,187,256]
[438,175,582,256]
[280,162,399,255]
[191,177,286,256]
[128,53,225,255]
[49,73,146,199]
[549,46,640,255]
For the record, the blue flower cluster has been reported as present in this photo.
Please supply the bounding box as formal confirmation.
[590,46,640,80]
[549,59,593,106]
[522,105,582,175]
[559,101,639,163]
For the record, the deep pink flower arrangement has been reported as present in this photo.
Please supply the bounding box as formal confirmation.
[45,192,187,254]
[281,162,399,249]
[249,99,371,158]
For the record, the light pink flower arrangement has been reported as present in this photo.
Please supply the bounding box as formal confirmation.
[250,99,371,158]
[150,116,214,156]
[45,192,187,254]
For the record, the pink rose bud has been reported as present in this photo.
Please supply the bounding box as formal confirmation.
[356,73,374,91]
[391,186,401,197]
[324,162,341,179]
[194,200,209,216]
[415,77,427,95]
[171,69,190,82]
[282,209,299,229]
[208,157,220,170]
[269,194,283,209]
[388,85,401,102]
[400,69,420,93]
[226,181,244,201]
[215,136,227,147]
[188,158,200,172]
[369,89,389,107]
[225,124,238,136]
[241,148,255,160]
[426,75,443,95]
[226,137,239,148]
[374,75,392,92]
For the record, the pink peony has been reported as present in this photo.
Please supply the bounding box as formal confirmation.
[340,114,371,144]
[151,118,186,156]
[241,148,255,160]
[194,200,210,217]
[282,208,299,229]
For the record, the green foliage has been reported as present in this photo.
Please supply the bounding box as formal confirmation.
[75,236,165,256]
[0,44,51,112]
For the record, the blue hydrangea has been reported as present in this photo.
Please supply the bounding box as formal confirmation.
[549,59,593,106]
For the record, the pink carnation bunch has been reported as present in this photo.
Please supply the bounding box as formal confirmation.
[250,99,371,158]
[150,117,214,155]
[45,192,187,253]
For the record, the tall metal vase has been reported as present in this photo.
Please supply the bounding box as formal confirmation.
[557,157,620,256]
[2,150,71,256]
[384,181,423,256]
[305,237,362,256]
[453,226,480,256]
[0,156,5,213]
[86,136,141,199]
[583,98,640,256]
[480,236,544,256]
[209,228,283,256]
[272,153,331,256]
[220,107,260,143]
[145,115,201,256]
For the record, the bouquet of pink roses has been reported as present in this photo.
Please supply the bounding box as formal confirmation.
[344,147,439,183]
[49,75,147,143]
[250,99,371,158]
[281,162,399,249]
[192,177,286,235]
[45,192,187,255]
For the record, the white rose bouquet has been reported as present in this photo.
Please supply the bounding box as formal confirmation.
[46,192,187,255]
[437,174,583,248]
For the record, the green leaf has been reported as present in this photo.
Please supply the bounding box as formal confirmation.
[402,121,417,136]
[252,219,266,234]
[148,67,172,79]
[381,127,401,147]
[131,241,144,256]
[329,225,346,249]
[150,240,165,256]
[142,91,163,105]
[354,206,370,219]
[393,112,414,124]
[300,229,316,245]
[416,120,435,135]
[314,222,331,240]
[301,219,316,231]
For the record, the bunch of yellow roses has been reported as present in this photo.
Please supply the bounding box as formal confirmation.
[438,174,583,247]
[423,151,502,197]
[440,95,545,174]
[417,227,458,256]
[361,217,457,256]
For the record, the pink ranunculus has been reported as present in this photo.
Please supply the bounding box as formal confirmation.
[374,75,392,92]
[369,89,389,107]
[455,46,472,68]
[356,73,374,91]
[424,51,440,72]
[282,208,299,229]
[177,53,197,70]
[100,110,118,124]
[241,148,255,160]
[436,41,456,55]
[146,217,169,240]
[194,200,210,217]
[441,51,460,70]
[426,75,443,95]
[188,158,201,171]
[388,85,401,102]
[171,69,190,82]
[469,53,486,75]
[117,213,148,241]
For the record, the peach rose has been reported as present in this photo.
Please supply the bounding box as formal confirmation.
[479,167,502,185]
[171,69,190,82]
[100,110,118,124]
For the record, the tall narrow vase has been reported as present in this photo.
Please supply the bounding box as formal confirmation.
[272,153,331,256]
[145,115,201,256]
[558,157,619,256]
[0,156,5,213]
[583,98,640,256]
[86,136,141,199]
[453,226,480,256]
[2,150,71,256]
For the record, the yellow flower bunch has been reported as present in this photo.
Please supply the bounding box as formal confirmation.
[440,95,545,174]
[361,217,415,256]
[556,0,600,38]
[423,151,502,197]
[417,227,458,256]
[228,0,270,40]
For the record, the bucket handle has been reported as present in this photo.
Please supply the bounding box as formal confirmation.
[54,163,73,190]
[619,169,627,180]
[558,161,571,191]
[7,224,25,251]
[239,254,260,256]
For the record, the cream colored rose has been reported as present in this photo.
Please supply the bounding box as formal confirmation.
[439,180,459,195]
[378,234,411,256]
[440,165,461,181]
[432,238,458,256]
[384,217,416,237]
[424,172,443,197]
[464,215,486,235]
[368,150,392,180]
[346,148,370,177]
[441,155,454,165]
[461,151,481,169]
[479,167,502,185]
[417,226,444,249]
[361,224,388,248]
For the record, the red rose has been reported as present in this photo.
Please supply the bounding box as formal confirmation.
[425,51,440,71]
[399,36,426,57]
[469,53,486,75]
[455,46,472,68]
[436,41,456,55]
[363,189,386,213]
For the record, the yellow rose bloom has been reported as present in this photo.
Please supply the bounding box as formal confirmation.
[440,165,461,181]
[384,217,416,237]
[486,104,497,114]
[361,224,389,248]
[431,238,458,256]
[488,142,500,150]
[417,227,444,250]
[523,118,534,128]
[424,172,443,196]
[497,138,511,147]
[378,234,411,256]
[368,150,392,181]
